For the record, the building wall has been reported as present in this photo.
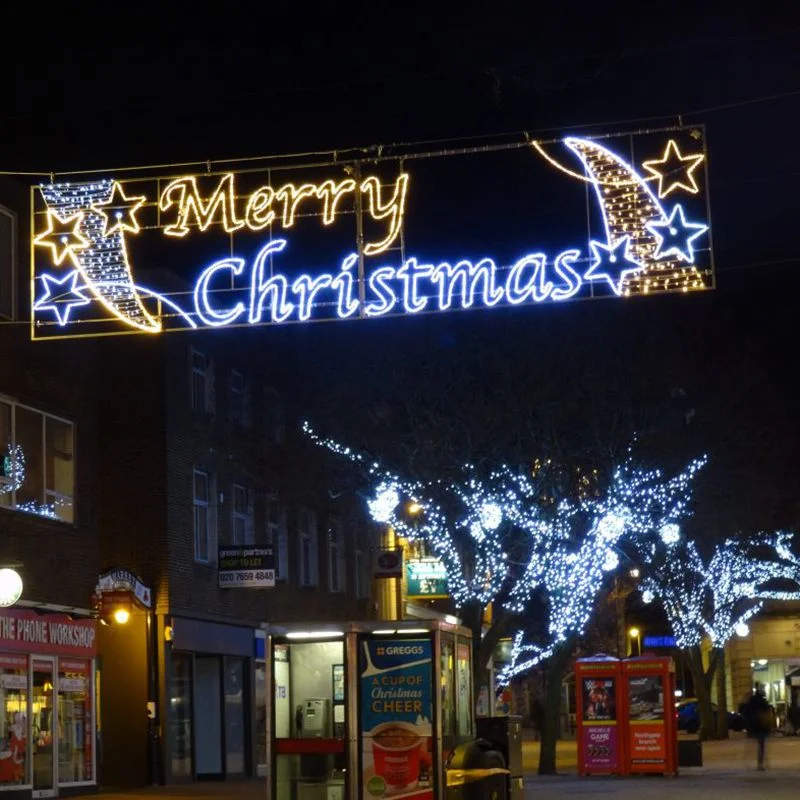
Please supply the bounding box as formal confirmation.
[726,608,800,710]
[162,331,373,626]
[0,175,100,611]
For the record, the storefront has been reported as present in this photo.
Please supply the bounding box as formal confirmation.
[0,608,97,798]
[165,617,255,782]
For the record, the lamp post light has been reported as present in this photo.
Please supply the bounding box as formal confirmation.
[628,626,642,657]
[0,566,23,607]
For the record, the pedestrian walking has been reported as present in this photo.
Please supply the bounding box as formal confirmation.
[742,684,774,770]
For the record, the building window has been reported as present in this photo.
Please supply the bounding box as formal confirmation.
[263,387,285,445]
[266,500,288,582]
[0,205,16,320]
[298,508,318,587]
[354,549,368,599]
[0,397,74,522]
[191,350,214,413]
[328,516,345,593]
[232,483,253,545]
[193,469,212,562]
[229,370,251,427]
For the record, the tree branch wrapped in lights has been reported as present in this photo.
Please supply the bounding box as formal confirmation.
[304,421,708,772]
[638,530,800,740]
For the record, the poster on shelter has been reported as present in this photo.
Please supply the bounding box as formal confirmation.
[360,638,433,799]
[628,674,666,764]
[580,678,619,771]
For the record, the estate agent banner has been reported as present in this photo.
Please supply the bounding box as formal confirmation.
[360,637,433,800]
[218,546,275,588]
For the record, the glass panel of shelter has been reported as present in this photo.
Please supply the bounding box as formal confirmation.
[273,639,346,800]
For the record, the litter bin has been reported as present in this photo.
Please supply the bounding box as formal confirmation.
[446,739,509,800]
[476,716,523,800]
[678,739,703,767]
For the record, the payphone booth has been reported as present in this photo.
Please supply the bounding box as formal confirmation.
[575,654,626,776]
[264,620,476,800]
[622,656,678,776]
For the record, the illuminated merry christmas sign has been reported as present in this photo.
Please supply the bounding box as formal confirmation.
[30,127,713,339]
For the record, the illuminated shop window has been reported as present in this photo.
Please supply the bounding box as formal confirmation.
[57,660,92,783]
[0,654,28,787]
[0,398,75,523]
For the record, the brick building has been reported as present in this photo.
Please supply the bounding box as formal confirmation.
[0,176,101,797]
[96,317,376,787]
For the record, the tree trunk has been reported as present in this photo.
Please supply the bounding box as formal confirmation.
[538,638,575,775]
[715,650,729,740]
[685,646,720,740]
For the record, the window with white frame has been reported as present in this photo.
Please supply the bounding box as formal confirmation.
[266,499,288,582]
[298,508,318,587]
[232,483,253,545]
[0,205,16,320]
[328,516,345,593]
[191,350,214,413]
[193,469,213,562]
[229,370,248,426]
[0,397,74,522]
[354,548,367,599]
[262,387,285,445]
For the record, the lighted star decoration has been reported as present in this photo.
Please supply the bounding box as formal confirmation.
[91,181,146,237]
[642,139,705,198]
[33,270,91,325]
[583,236,643,295]
[33,210,89,268]
[646,204,709,263]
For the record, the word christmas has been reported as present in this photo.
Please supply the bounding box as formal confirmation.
[30,133,712,338]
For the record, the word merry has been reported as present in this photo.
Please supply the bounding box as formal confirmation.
[159,171,409,256]
[193,239,585,327]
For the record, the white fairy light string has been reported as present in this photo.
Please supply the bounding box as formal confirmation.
[305,422,708,682]
[640,530,800,649]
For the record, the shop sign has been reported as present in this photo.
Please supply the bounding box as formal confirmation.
[30,128,712,340]
[580,677,619,771]
[0,609,96,657]
[406,558,448,599]
[360,637,433,800]
[95,567,152,608]
[218,546,275,588]
[643,635,676,648]
[372,548,403,579]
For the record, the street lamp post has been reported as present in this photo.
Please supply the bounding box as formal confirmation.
[628,626,642,657]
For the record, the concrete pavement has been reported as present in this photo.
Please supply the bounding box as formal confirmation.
[92,735,800,799]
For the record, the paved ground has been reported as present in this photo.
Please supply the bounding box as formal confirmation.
[92,735,800,799]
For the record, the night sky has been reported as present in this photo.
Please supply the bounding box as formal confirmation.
[5,3,800,535]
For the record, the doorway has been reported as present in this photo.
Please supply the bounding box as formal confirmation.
[32,657,55,798]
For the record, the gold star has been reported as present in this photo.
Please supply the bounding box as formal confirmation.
[92,182,147,237]
[33,210,89,268]
[642,140,705,198]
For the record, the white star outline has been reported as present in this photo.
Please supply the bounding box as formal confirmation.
[585,236,645,296]
[34,270,91,325]
[645,204,709,263]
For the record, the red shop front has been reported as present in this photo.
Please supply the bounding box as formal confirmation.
[0,608,97,797]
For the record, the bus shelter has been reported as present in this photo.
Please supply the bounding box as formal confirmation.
[263,619,477,800]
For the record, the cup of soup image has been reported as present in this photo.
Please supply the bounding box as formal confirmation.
[370,721,423,790]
